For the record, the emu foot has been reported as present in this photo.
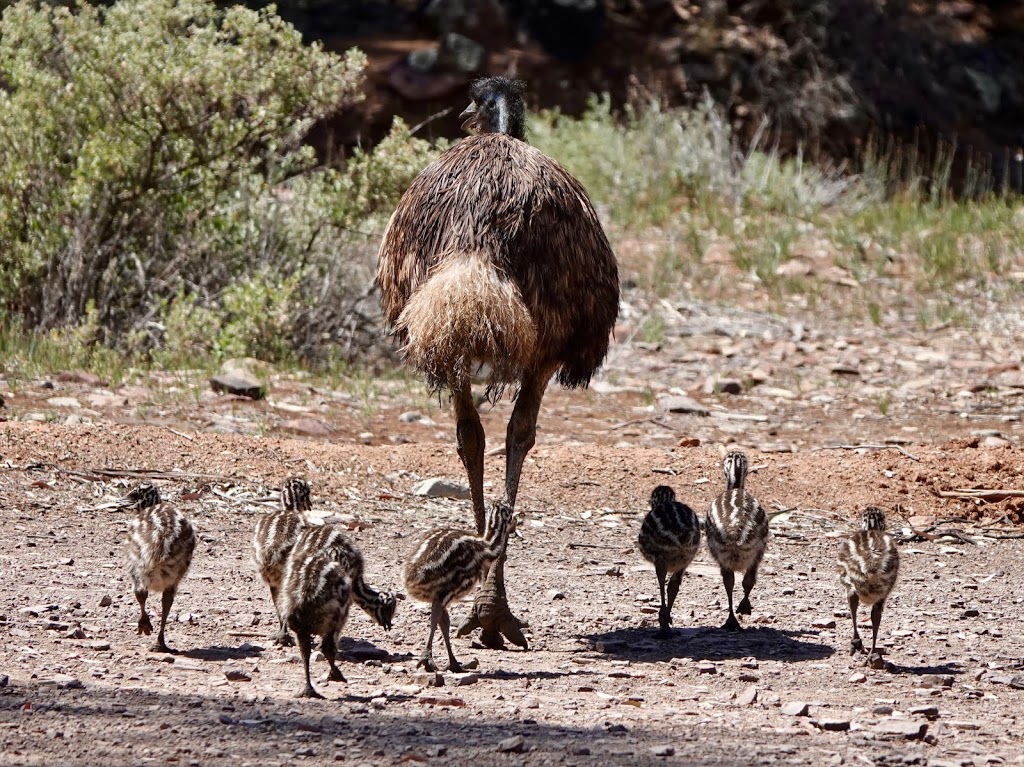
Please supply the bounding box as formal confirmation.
[866,650,886,670]
[447,660,466,673]
[850,637,864,656]
[296,685,325,699]
[457,597,528,650]
[272,629,295,647]
[138,614,153,636]
[656,606,673,638]
[151,638,174,654]
[327,664,346,683]
[416,655,438,672]
[721,613,742,632]
[737,597,753,616]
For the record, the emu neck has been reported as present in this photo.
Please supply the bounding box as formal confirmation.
[726,472,746,492]
[492,96,524,140]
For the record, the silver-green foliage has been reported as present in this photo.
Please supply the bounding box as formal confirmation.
[0,0,378,356]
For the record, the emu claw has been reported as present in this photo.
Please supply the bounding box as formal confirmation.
[737,597,753,616]
[850,638,864,656]
[416,656,438,672]
[722,614,742,632]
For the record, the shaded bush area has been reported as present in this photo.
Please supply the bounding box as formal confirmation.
[0,0,437,365]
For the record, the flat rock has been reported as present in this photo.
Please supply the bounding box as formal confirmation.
[811,719,850,731]
[55,370,104,386]
[736,686,758,706]
[811,618,836,629]
[223,666,252,682]
[46,397,82,408]
[0,674,9,688]
[650,745,676,757]
[874,720,928,740]
[451,673,479,686]
[281,418,334,437]
[412,478,471,500]
[497,735,525,754]
[696,662,717,675]
[51,674,84,690]
[398,411,422,423]
[209,372,264,400]
[909,705,940,719]
[782,701,809,716]
[657,395,709,416]
[413,671,445,687]
[19,603,59,616]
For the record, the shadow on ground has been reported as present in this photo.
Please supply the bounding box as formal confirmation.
[580,625,835,663]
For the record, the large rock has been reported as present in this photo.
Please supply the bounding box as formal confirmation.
[209,370,265,400]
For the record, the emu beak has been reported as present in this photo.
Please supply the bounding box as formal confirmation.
[459,100,478,132]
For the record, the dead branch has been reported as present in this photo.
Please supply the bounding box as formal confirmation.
[937,489,1024,501]
[21,461,241,483]
[813,443,920,461]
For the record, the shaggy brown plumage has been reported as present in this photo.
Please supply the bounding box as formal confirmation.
[376,76,619,651]
[838,507,899,665]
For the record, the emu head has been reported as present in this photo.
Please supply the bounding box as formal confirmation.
[280,477,312,512]
[862,507,887,532]
[374,591,399,632]
[460,77,526,140]
[126,482,161,509]
[723,450,749,490]
[650,485,676,508]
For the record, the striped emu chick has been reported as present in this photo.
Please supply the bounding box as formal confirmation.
[253,477,312,646]
[638,485,701,637]
[705,451,770,631]
[124,483,196,653]
[838,507,899,665]
[404,501,516,672]
[277,524,397,698]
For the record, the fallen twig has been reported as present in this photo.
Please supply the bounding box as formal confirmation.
[23,461,240,483]
[937,489,1024,501]
[161,426,195,442]
[813,443,920,461]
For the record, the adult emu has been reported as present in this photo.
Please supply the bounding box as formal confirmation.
[376,76,619,649]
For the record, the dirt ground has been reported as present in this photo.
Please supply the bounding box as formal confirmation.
[1,339,1024,767]
[1,270,1024,766]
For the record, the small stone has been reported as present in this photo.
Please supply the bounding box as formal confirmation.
[811,618,836,629]
[736,686,758,706]
[811,719,850,732]
[696,662,717,675]
[571,746,591,756]
[281,418,334,437]
[657,395,709,416]
[452,673,479,686]
[874,720,928,740]
[223,666,252,682]
[713,378,743,395]
[909,705,940,719]
[411,478,471,500]
[831,365,861,377]
[413,672,445,687]
[0,674,9,688]
[19,603,59,616]
[79,640,110,651]
[782,701,809,716]
[52,674,84,690]
[98,595,112,608]
[497,735,525,754]
[546,589,565,601]
[849,672,867,684]
[65,626,87,639]
[872,705,894,715]
[398,411,422,423]
[650,745,675,757]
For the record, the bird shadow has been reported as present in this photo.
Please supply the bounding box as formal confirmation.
[581,624,835,663]
[181,644,264,661]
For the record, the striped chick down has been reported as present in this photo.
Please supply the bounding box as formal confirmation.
[838,507,899,663]
[404,501,516,672]
[638,485,701,636]
[125,483,196,653]
[705,451,769,631]
[277,524,354,699]
[253,477,312,646]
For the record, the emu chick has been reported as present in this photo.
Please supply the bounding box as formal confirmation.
[838,507,899,665]
[638,485,701,637]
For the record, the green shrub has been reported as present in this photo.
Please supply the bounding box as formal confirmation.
[0,0,371,358]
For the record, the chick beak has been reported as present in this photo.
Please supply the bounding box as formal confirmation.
[459,100,478,132]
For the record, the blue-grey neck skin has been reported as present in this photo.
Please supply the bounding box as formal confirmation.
[862,507,887,531]
[466,77,526,141]
[650,485,676,508]
[128,483,161,509]
[723,451,748,491]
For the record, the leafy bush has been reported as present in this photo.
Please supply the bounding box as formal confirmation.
[0,0,408,362]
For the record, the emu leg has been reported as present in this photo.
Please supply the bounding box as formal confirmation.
[417,601,441,672]
[453,380,486,531]
[866,600,886,668]
[737,557,761,616]
[848,593,863,654]
[655,564,671,637]
[269,584,294,647]
[458,369,550,649]
[135,587,153,636]
[720,568,741,631]
[322,633,346,683]
[295,630,324,699]
[663,570,684,636]
[154,587,176,653]
[437,607,464,673]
